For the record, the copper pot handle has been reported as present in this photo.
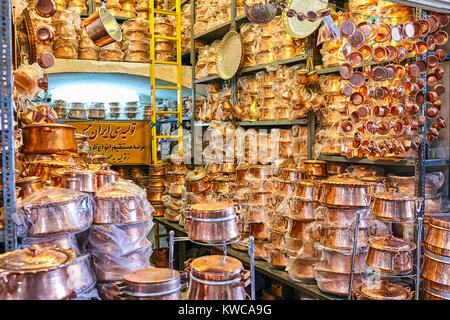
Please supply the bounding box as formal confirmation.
[112,282,128,293]
[237,269,251,288]
[393,251,410,269]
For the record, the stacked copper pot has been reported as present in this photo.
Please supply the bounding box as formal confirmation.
[52,9,81,59]
[145,163,167,218]
[89,181,154,299]
[312,173,375,296]
[163,156,188,223]
[122,18,149,63]
[421,215,450,300]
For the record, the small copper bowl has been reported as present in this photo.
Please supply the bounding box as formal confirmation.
[418,19,431,37]
[415,60,428,74]
[391,24,404,43]
[349,72,364,88]
[371,66,387,81]
[403,21,420,39]
[350,92,364,105]
[427,15,440,33]
[436,13,450,28]
[359,45,373,61]
[436,49,447,62]
[427,55,440,68]
[407,64,420,78]
[374,23,391,42]
[357,21,375,40]
[434,84,446,97]
[414,41,428,56]
[385,46,398,62]
[348,52,364,67]
[395,46,408,63]
[374,105,389,117]
[434,31,448,46]
[372,47,388,63]
[385,65,397,80]
[427,35,436,51]
[340,20,356,37]
[349,30,366,48]
[340,63,354,79]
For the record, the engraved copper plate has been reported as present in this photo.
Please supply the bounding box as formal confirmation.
[216,31,244,80]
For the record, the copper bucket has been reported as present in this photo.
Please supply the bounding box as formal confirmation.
[84,1,122,47]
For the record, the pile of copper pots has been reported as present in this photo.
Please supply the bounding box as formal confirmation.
[185,168,211,207]
[230,163,251,251]
[312,173,376,296]
[147,163,167,217]
[421,215,450,300]
[89,183,154,299]
[163,156,188,223]
[186,255,250,300]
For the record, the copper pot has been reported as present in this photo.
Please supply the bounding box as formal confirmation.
[245,178,273,193]
[84,5,122,48]
[318,174,372,208]
[186,170,210,193]
[246,192,272,205]
[284,236,316,259]
[67,253,97,294]
[313,265,369,296]
[371,189,421,222]
[147,189,164,203]
[149,164,167,177]
[353,280,413,300]
[274,179,298,197]
[424,216,450,257]
[316,245,367,273]
[186,190,209,205]
[289,198,317,220]
[365,235,416,274]
[421,282,450,300]
[219,162,237,174]
[0,246,76,300]
[236,166,249,184]
[186,202,239,243]
[296,180,321,201]
[286,256,316,283]
[95,170,118,187]
[94,189,149,224]
[317,206,370,229]
[327,162,348,175]
[147,178,165,188]
[268,247,288,269]
[250,222,269,240]
[187,255,250,300]
[319,225,370,250]
[421,248,450,293]
[288,219,319,241]
[22,124,77,154]
[152,204,165,217]
[248,165,274,179]
[113,268,183,300]
[304,159,327,178]
[212,177,234,195]
[245,204,273,223]
[60,169,97,193]
[16,176,44,198]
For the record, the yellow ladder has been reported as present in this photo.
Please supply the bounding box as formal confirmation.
[149,0,183,164]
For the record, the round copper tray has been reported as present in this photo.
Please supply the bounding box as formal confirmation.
[216,31,244,80]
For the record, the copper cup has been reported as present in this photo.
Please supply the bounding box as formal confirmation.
[365,119,378,134]
[434,99,442,110]
[357,21,375,40]
[349,52,364,67]
[391,24,404,43]
[434,31,448,46]
[436,49,447,62]
[427,55,440,68]
[35,25,55,44]
[359,45,373,61]
[342,85,353,97]
[418,19,431,37]
[394,46,408,63]
[374,23,391,42]
[339,63,354,79]
[340,20,356,37]
[349,72,365,88]
[427,15,440,33]
[348,29,366,48]
[374,87,388,100]
[403,21,420,39]
[35,0,57,18]
[434,84,445,96]
[390,104,404,116]
[372,47,388,63]
[350,111,361,123]
[390,120,404,135]
[350,92,364,105]
[371,66,387,81]
[427,73,438,86]
[374,105,389,117]
[415,60,428,74]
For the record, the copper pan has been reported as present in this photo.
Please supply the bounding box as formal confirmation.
[186,170,210,193]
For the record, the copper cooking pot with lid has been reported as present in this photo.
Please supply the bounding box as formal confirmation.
[186,170,210,193]
[327,162,348,175]
[149,163,167,177]
[371,188,421,222]
[113,268,184,300]
[185,202,239,243]
[353,280,413,300]
[303,158,327,178]
[318,173,373,208]
[28,160,77,185]
[296,179,321,201]
[22,123,77,154]
[187,255,250,300]
[60,169,97,193]
[0,246,76,300]
[95,169,119,187]
[365,235,416,274]
[424,215,450,257]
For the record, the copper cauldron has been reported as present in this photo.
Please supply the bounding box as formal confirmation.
[353,280,413,300]
[289,197,318,220]
[371,189,421,222]
[187,255,250,300]
[22,123,77,154]
[186,202,239,243]
[16,176,44,198]
[304,159,328,178]
[318,174,372,208]
[286,255,316,283]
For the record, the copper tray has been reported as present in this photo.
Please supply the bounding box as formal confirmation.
[282,0,328,39]
[216,31,244,80]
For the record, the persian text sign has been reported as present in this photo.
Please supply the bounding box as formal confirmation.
[70,121,151,165]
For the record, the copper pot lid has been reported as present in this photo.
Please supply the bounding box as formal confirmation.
[367,235,415,252]
[123,268,180,284]
[190,255,243,280]
[391,24,403,43]
[0,246,75,273]
[186,170,207,181]
[357,280,411,300]
[191,202,233,212]
[320,173,369,186]
[374,188,413,201]
[428,215,450,230]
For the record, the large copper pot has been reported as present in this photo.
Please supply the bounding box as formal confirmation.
[60,169,97,193]
[248,165,274,179]
[289,197,318,220]
[421,248,450,293]
[146,189,165,203]
[365,235,416,274]
[327,162,348,175]
[316,245,367,272]
[296,180,321,201]
[353,280,414,300]
[28,160,77,185]
[274,179,298,197]
[318,174,372,208]
[244,204,273,222]
[371,189,421,222]
[187,255,250,300]
[424,215,450,257]
[67,253,97,294]
[421,283,450,300]
[316,206,371,228]
[113,268,184,300]
[0,246,76,300]
[359,172,389,196]
[304,159,328,178]
[186,202,239,243]
[267,247,288,269]
[212,176,234,194]
[152,204,165,217]
[319,225,371,250]
[249,222,270,240]
[22,124,77,154]
[236,165,249,184]
[286,255,316,283]
[279,167,303,182]
[288,219,319,241]
[21,233,83,256]
[147,178,165,188]
[313,265,369,296]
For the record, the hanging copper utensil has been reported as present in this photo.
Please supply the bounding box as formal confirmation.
[395,65,406,80]
[357,21,375,40]
[405,102,420,115]
[435,13,450,28]
[374,105,389,117]
[349,29,366,48]
[403,21,420,39]
[385,45,398,62]
[426,91,439,103]
[434,84,446,96]
[35,0,57,17]
[342,85,353,97]
[395,45,408,63]
[406,64,420,78]
[35,25,55,44]
[434,99,442,110]
[391,23,404,43]
[340,120,354,134]
[436,49,447,62]
[385,64,397,80]
[340,20,356,37]
[418,19,431,37]
[371,66,388,81]
[427,15,440,33]
[36,52,56,69]
[357,105,370,118]
[390,120,404,135]
[339,63,354,79]
[358,85,368,98]
[416,91,425,106]
[349,72,365,88]
[348,51,364,67]
[342,43,352,59]
[350,110,362,123]
[435,66,445,80]
[350,92,364,105]
[359,44,373,61]
[434,31,448,45]
[415,60,428,74]
[427,35,436,51]
[414,41,428,56]
[427,73,438,85]
[244,0,277,24]
[365,119,378,134]
[374,23,391,42]
[426,106,439,119]
[377,121,390,135]
[372,47,388,63]
[427,55,440,68]
[402,115,412,127]
[84,0,122,47]
[390,104,404,116]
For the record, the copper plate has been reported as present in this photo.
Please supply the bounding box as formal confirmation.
[216,31,244,80]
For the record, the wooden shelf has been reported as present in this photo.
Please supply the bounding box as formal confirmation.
[235,119,308,127]
[193,21,232,41]
[47,58,193,89]
[154,217,343,300]
[194,75,222,84]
